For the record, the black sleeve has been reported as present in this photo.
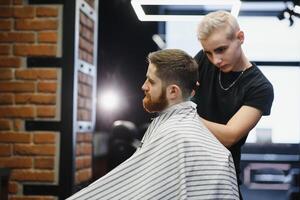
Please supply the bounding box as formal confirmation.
[244,81,274,116]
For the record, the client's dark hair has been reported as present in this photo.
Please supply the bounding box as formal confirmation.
[148,49,198,99]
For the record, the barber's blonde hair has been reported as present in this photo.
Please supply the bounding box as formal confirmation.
[197,10,240,41]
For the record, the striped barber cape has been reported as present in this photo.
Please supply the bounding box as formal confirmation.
[67,101,239,200]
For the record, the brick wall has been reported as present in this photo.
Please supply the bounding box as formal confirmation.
[0,0,61,199]
[79,12,94,64]
[75,132,92,184]
[74,2,97,185]
[0,0,98,198]
[76,72,93,184]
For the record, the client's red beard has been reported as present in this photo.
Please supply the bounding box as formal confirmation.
[143,88,168,113]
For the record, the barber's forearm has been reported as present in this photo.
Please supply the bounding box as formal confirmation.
[201,118,236,148]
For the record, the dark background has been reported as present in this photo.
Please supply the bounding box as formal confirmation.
[96,0,159,132]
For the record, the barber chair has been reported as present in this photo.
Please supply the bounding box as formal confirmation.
[107,120,140,171]
[287,168,300,200]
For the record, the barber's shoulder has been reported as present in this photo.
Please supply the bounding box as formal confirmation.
[251,65,273,87]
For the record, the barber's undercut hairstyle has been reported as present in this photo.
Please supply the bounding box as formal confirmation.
[197,10,240,41]
[148,49,198,99]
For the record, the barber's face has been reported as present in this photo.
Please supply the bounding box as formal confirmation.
[201,29,244,72]
[141,63,168,113]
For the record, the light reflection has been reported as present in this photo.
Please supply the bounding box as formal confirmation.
[99,89,121,112]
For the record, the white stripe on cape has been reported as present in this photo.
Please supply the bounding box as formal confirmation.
[67,101,239,200]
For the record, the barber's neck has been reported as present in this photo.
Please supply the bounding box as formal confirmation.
[237,51,251,71]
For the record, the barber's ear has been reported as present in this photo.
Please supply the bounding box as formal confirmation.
[236,30,244,44]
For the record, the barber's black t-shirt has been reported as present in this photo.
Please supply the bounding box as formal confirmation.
[192,50,274,180]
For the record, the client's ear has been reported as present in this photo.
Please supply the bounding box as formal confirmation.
[166,84,181,100]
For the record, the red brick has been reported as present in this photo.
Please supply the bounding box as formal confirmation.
[78,84,92,97]
[0,69,13,80]
[84,99,92,110]
[87,53,93,64]
[0,119,11,130]
[0,157,32,168]
[79,49,91,62]
[11,169,55,182]
[33,132,56,144]
[0,93,13,104]
[13,119,23,131]
[80,12,94,30]
[76,156,91,169]
[15,94,56,105]
[80,12,86,24]
[80,25,94,43]
[0,44,11,55]
[36,106,56,118]
[85,0,95,8]
[15,69,38,80]
[37,69,58,79]
[13,6,35,18]
[78,71,90,85]
[0,0,12,5]
[15,19,58,30]
[0,57,21,68]
[79,37,94,54]
[15,69,57,80]
[38,31,57,43]
[87,75,93,85]
[13,0,22,5]
[14,144,55,156]
[79,50,84,60]
[10,196,56,200]
[34,157,54,169]
[0,144,12,156]
[77,109,91,121]
[0,82,35,92]
[75,168,92,184]
[77,97,85,108]
[0,32,35,43]
[79,99,90,110]
[79,50,93,64]
[0,6,13,17]
[0,19,12,30]
[36,7,58,17]
[0,107,35,118]
[76,143,92,156]
[9,181,19,194]
[77,132,92,142]
[0,132,31,143]
[37,82,57,93]
[14,44,57,56]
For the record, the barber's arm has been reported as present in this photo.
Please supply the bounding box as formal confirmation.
[201,105,262,148]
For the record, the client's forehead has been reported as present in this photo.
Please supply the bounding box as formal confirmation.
[146,63,160,80]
